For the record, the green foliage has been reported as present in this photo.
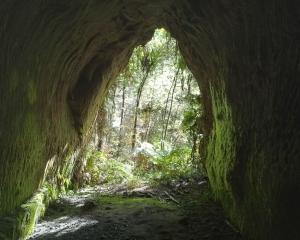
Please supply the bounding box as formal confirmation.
[176,51,187,71]
[43,182,59,202]
[17,192,45,240]
[85,149,131,186]
[82,145,202,189]
[181,109,199,131]
[125,175,143,190]
[94,28,204,189]
[135,147,199,186]
[181,94,203,133]
[119,28,177,88]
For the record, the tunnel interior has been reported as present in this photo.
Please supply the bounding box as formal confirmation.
[28,30,236,240]
[0,1,300,240]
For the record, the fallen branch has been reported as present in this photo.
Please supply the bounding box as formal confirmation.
[164,191,180,204]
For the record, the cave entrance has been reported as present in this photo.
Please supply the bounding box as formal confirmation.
[29,29,241,240]
[86,28,205,190]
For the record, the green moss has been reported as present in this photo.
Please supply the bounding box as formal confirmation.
[206,82,236,205]
[17,192,45,239]
[94,195,176,210]
[0,179,69,240]
[43,182,60,203]
[205,81,286,239]
[0,112,47,215]
[56,148,79,193]
[0,189,49,240]
[205,81,249,234]
[0,120,76,239]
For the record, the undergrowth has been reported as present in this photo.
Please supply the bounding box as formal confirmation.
[134,147,200,186]
[83,146,202,188]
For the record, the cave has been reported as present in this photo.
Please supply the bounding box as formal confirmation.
[0,1,299,239]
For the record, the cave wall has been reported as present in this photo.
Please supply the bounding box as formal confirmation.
[0,0,157,214]
[167,1,300,239]
[0,1,299,239]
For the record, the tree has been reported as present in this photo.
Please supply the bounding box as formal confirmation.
[131,47,158,150]
[99,28,202,165]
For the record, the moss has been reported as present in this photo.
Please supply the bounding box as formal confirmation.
[17,192,45,239]
[205,81,251,235]
[43,182,60,203]
[205,74,300,239]
[0,135,75,239]
[0,179,69,240]
[56,148,80,193]
[206,82,237,208]
[0,112,47,216]
[94,195,176,210]
[0,189,48,240]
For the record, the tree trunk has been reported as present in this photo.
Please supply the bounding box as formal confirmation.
[161,68,180,150]
[96,107,107,151]
[106,85,117,144]
[162,75,178,144]
[131,72,149,150]
[116,82,126,156]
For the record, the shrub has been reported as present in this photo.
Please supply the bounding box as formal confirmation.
[85,149,130,186]
[135,147,199,186]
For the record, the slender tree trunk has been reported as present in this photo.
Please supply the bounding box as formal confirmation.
[131,72,149,150]
[116,83,126,156]
[144,115,152,142]
[145,90,155,142]
[190,132,198,164]
[160,78,175,150]
[96,107,107,151]
[187,74,192,95]
[162,75,178,144]
[161,68,180,150]
[169,104,180,142]
[120,83,126,128]
[106,85,117,145]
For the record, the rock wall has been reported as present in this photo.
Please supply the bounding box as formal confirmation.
[167,1,300,239]
[0,1,299,239]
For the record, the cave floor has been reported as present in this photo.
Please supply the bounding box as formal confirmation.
[29,184,242,240]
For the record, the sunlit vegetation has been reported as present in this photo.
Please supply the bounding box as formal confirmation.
[81,29,205,188]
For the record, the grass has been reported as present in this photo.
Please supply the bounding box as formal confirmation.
[93,195,177,210]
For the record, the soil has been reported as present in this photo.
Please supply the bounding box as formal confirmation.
[29,183,242,240]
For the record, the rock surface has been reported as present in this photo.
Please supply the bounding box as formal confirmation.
[0,1,299,239]
[29,186,241,240]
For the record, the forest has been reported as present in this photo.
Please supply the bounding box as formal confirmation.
[81,29,204,189]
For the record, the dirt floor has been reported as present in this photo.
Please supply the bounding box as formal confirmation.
[29,183,242,240]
